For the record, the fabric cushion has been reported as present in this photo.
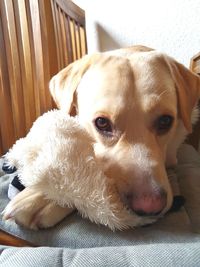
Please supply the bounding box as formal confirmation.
[0,144,200,248]
[1,243,200,267]
[0,144,200,266]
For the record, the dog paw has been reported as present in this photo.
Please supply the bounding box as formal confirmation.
[2,186,74,230]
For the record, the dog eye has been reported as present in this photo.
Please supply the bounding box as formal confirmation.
[94,117,113,136]
[155,115,174,134]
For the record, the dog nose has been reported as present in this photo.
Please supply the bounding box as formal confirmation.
[126,190,167,216]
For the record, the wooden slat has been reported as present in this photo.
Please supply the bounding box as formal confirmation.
[51,0,62,70]
[29,0,54,114]
[62,13,70,65]
[24,0,40,118]
[188,52,200,150]
[80,26,87,56]
[0,230,35,247]
[77,23,82,58]
[0,129,3,156]
[57,5,66,68]
[0,9,15,152]
[54,3,64,69]
[190,52,200,76]
[69,19,76,61]
[59,8,68,67]
[54,0,85,26]
[0,0,26,140]
[38,0,55,110]
[29,0,46,114]
[75,22,81,59]
[65,15,73,63]
[73,19,78,60]
[39,0,58,108]
[13,0,36,131]
[83,26,88,54]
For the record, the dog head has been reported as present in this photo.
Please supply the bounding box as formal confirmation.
[49,46,200,223]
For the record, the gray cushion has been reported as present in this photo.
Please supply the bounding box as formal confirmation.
[1,243,200,267]
[0,144,200,266]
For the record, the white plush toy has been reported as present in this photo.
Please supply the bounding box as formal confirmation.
[4,110,154,230]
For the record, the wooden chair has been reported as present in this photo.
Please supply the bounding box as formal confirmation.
[188,52,200,150]
[0,0,87,246]
[51,0,87,69]
[0,0,87,156]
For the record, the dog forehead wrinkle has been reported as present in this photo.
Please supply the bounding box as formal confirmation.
[129,56,177,115]
[130,52,174,90]
[77,56,134,96]
[77,59,135,120]
[140,93,177,115]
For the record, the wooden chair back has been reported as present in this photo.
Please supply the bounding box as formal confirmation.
[188,52,200,150]
[51,0,87,69]
[0,0,87,156]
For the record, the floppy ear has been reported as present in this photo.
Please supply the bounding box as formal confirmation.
[165,56,200,133]
[49,54,100,115]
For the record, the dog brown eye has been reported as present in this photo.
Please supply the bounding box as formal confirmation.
[94,117,113,136]
[156,115,174,134]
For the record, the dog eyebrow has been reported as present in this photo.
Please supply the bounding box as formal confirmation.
[141,92,177,115]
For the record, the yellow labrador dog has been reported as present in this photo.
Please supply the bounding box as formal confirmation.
[3,46,200,229]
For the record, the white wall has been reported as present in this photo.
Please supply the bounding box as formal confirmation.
[74,0,200,67]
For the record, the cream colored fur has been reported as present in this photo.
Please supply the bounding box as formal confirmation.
[2,45,200,230]
[3,110,155,230]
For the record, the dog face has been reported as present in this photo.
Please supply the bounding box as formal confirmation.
[50,46,200,221]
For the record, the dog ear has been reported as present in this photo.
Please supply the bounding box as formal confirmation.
[165,56,200,133]
[49,54,100,115]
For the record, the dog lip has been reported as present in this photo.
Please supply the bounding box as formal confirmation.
[133,209,162,217]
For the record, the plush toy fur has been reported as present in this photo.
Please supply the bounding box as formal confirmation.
[5,110,156,230]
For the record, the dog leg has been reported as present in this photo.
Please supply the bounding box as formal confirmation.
[2,186,74,230]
